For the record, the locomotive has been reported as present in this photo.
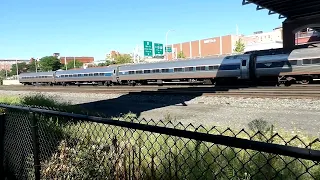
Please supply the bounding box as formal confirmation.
[19,46,320,86]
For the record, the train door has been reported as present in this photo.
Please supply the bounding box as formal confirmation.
[240,57,249,79]
[112,66,120,82]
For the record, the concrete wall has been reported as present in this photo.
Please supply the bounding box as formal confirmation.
[2,80,21,85]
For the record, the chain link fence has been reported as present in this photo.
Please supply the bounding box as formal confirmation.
[0,104,320,179]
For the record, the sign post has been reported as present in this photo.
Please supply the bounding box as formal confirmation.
[165,46,172,53]
[143,41,153,57]
[154,43,164,56]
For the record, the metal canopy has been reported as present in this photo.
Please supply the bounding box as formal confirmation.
[242,0,320,20]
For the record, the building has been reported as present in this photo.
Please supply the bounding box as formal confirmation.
[59,56,94,64]
[167,35,241,60]
[0,59,30,71]
[166,26,320,60]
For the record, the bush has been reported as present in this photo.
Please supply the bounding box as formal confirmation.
[39,114,320,179]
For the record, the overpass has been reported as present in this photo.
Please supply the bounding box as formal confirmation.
[243,0,320,50]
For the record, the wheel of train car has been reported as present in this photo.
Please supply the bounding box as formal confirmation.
[284,80,293,87]
[300,78,312,85]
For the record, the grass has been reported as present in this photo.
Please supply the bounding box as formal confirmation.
[1,94,320,179]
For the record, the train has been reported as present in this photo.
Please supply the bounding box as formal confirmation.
[19,46,320,87]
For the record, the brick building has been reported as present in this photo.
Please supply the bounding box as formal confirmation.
[166,27,320,60]
[59,57,94,64]
[166,35,240,60]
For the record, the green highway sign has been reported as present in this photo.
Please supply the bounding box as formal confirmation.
[143,41,153,56]
[165,46,172,53]
[154,43,163,56]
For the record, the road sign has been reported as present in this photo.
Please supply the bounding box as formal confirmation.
[143,41,153,56]
[165,46,172,53]
[154,43,163,56]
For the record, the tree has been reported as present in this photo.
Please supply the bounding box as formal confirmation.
[62,60,84,70]
[27,58,38,72]
[39,56,62,72]
[177,51,186,59]
[10,62,28,76]
[114,54,133,64]
[234,39,245,53]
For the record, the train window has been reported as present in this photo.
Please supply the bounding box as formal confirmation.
[99,73,105,76]
[208,66,214,70]
[303,59,311,64]
[73,74,77,77]
[242,60,246,66]
[162,69,169,73]
[152,69,160,73]
[128,71,135,74]
[89,73,93,76]
[312,59,320,64]
[219,64,240,70]
[290,60,298,65]
[61,75,65,78]
[196,66,206,71]
[144,70,151,73]
[84,74,88,77]
[136,70,143,74]
[174,68,183,72]
[185,67,194,71]
[214,66,219,69]
[94,73,99,76]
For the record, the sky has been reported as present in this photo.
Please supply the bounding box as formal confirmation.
[0,0,283,60]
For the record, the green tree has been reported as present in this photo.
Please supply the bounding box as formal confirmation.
[177,51,186,58]
[10,62,28,76]
[234,39,245,53]
[0,69,7,78]
[27,58,38,72]
[39,56,62,72]
[114,54,133,64]
[62,60,84,70]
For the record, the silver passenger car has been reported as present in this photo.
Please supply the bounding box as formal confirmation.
[116,54,251,83]
[19,71,55,85]
[255,47,320,83]
[55,67,117,85]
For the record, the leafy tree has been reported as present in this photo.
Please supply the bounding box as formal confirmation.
[0,69,7,78]
[234,39,245,53]
[10,62,28,76]
[62,60,84,70]
[39,56,62,72]
[114,54,133,64]
[27,58,38,72]
[177,51,186,59]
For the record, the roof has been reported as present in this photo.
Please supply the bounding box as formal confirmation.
[55,66,115,75]
[19,71,55,77]
[243,0,320,21]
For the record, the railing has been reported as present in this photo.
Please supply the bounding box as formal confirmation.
[0,104,319,179]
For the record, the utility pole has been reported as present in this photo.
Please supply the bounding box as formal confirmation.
[15,59,19,77]
[35,58,38,73]
[65,57,67,70]
[165,29,175,60]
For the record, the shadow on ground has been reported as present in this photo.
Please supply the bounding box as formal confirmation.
[76,84,265,118]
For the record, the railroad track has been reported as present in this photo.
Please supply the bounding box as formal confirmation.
[1,85,320,99]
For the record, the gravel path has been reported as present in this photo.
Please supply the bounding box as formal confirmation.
[0,90,320,137]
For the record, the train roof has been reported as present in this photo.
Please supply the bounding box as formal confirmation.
[288,46,320,60]
[118,55,247,71]
[19,71,55,77]
[55,66,115,75]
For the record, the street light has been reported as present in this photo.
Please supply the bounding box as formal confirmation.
[165,29,175,60]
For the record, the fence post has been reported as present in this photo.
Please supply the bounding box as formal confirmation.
[0,113,6,180]
[30,112,40,180]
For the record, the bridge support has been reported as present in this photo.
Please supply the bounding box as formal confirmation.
[282,16,320,50]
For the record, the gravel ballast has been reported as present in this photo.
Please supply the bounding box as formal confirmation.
[0,90,319,137]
